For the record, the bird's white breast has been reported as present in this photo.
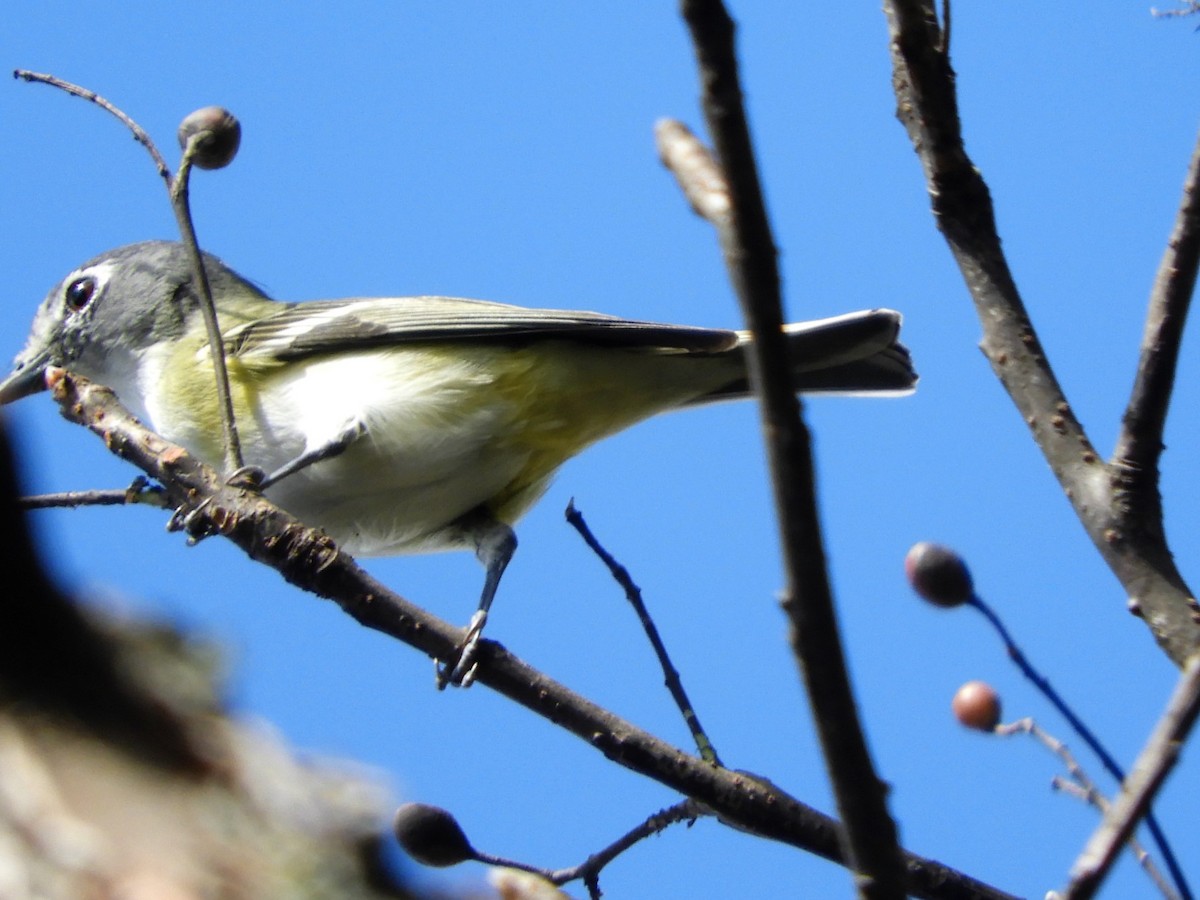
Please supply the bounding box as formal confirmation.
[140,343,534,555]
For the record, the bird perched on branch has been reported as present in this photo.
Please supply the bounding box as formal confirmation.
[0,241,915,685]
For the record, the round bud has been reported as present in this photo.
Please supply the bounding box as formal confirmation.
[952,681,1002,731]
[177,106,241,170]
[393,802,477,867]
[904,542,974,608]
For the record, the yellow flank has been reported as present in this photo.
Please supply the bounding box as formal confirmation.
[471,341,732,522]
[154,333,737,542]
[153,337,278,465]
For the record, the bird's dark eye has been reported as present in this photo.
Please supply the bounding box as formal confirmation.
[64,276,97,312]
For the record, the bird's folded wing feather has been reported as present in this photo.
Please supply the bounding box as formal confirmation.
[225,296,740,360]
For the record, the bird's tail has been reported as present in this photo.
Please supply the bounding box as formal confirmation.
[694,309,916,402]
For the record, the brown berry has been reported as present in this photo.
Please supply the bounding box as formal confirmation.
[393,802,477,867]
[178,106,241,170]
[905,542,974,608]
[952,681,1002,731]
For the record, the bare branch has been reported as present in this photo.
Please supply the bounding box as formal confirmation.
[881,0,1200,664]
[997,718,1179,900]
[677,2,906,895]
[1063,653,1200,899]
[566,501,721,766]
[1115,126,1200,478]
[655,118,731,225]
[884,11,1200,890]
[13,70,171,181]
[19,479,167,510]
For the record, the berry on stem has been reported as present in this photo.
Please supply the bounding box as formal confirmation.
[393,802,479,867]
[952,681,1002,731]
[177,106,241,170]
[905,542,974,608]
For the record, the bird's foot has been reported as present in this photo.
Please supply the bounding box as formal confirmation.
[435,610,489,690]
[166,497,217,545]
[225,465,267,490]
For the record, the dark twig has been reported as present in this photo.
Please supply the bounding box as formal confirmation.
[544,799,707,892]
[12,71,171,181]
[677,3,906,895]
[169,142,244,471]
[969,595,1189,898]
[44,368,1016,900]
[14,70,245,472]
[1063,654,1200,900]
[971,595,1135,781]
[448,803,705,900]
[565,501,722,766]
[19,477,168,510]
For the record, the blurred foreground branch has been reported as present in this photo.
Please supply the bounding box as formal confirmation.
[0,414,414,900]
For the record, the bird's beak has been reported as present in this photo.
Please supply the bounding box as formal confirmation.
[0,350,51,406]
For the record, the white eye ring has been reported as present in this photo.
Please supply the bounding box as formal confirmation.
[60,261,116,317]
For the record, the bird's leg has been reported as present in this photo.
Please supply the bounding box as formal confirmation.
[436,513,517,689]
[228,419,367,490]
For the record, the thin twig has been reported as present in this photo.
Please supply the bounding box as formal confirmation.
[678,3,906,895]
[171,141,244,471]
[655,118,731,225]
[972,595,1134,782]
[43,368,1018,900]
[477,801,700,900]
[1114,125,1200,480]
[1052,775,1093,803]
[14,71,245,473]
[19,478,167,510]
[1063,653,1200,899]
[1151,3,1200,18]
[12,70,171,181]
[997,718,1178,900]
[970,595,1189,897]
[544,799,707,888]
[565,501,722,766]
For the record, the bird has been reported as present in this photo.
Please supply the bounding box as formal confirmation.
[0,240,916,685]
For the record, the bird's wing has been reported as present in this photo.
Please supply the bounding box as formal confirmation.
[226,296,739,360]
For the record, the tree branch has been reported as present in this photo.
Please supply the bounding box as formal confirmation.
[677,3,906,896]
[41,368,1016,900]
[1062,653,1200,899]
[881,0,1200,664]
[1115,126,1200,481]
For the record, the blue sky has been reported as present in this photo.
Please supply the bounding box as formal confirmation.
[4,3,1200,897]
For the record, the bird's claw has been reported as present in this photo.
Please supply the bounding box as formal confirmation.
[226,465,267,490]
[166,497,216,544]
[435,610,488,690]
